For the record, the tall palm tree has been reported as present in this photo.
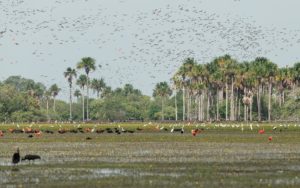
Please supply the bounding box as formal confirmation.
[91,78,106,99]
[252,57,269,121]
[49,84,60,112]
[77,57,96,121]
[177,58,196,121]
[64,67,77,121]
[265,61,278,122]
[207,60,224,121]
[225,58,238,121]
[212,55,234,121]
[190,63,207,121]
[77,74,87,122]
[171,75,181,121]
[153,82,172,121]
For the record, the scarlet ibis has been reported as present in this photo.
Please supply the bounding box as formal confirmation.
[191,129,201,136]
[258,129,265,134]
[12,148,20,165]
[268,136,273,141]
[35,131,42,137]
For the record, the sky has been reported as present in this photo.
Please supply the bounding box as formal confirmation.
[1,0,300,100]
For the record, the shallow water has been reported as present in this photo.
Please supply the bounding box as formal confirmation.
[1,130,300,187]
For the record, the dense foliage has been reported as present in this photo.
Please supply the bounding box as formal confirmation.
[1,55,300,122]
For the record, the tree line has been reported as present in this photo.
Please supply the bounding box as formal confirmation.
[0,55,299,122]
[171,55,300,122]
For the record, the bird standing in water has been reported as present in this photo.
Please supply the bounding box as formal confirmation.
[12,148,20,165]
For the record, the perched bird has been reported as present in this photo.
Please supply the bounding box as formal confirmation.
[12,148,21,165]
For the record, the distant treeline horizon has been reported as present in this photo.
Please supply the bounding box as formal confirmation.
[0,55,300,122]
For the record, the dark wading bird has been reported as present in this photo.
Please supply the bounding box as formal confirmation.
[12,148,21,165]
[22,154,41,162]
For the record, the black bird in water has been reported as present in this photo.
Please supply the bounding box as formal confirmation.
[22,154,41,162]
[12,148,21,165]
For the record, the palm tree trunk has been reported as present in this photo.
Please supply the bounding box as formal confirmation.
[82,88,85,122]
[268,81,272,122]
[46,99,49,122]
[161,98,164,121]
[69,84,72,121]
[190,94,193,121]
[175,90,178,121]
[238,98,241,121]
[225,81,228,121]
[250,98,253,121]
[220,87,224,102]
[257,84,261,121]
[187,91,190,121]
[216,88,219,121]
[86,75,90,121]
[235,90,238,121]
[207,90,210,121]
[230,77,235,121]
[53,97,56,112]
[182,87,185,121]
[198,95,201,121]
[244,88,247,122]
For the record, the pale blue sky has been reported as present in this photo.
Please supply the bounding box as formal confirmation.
[1,0,300,100]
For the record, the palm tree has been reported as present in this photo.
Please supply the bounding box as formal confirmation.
[211,55,235,121]
[171,75,181,121]
[190,63,207,121]
[252,57,268,121]
[101,86,112,98]
[74,89,81,102]
[153,82,172,121]
[265,61,278,122]
[91,78,106,99]
[49,84,60,112]
[225,58,238,121]
[77,57,96,121]
[77,74,87,122]
[176,58,196,121]
[276,67,292,106]
[207,59,224,121]
[64,67,77,121]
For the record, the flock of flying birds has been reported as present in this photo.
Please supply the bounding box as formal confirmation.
[1,0,300,97]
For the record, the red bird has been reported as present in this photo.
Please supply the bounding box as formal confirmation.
[258,129,265,134]
[35,130,42,137]
[191,129,201,136]
[268,136,273,141]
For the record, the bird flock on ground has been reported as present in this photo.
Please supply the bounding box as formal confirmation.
[3,121,300,166]
[1,0,300,97]
[1,122,299,138]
